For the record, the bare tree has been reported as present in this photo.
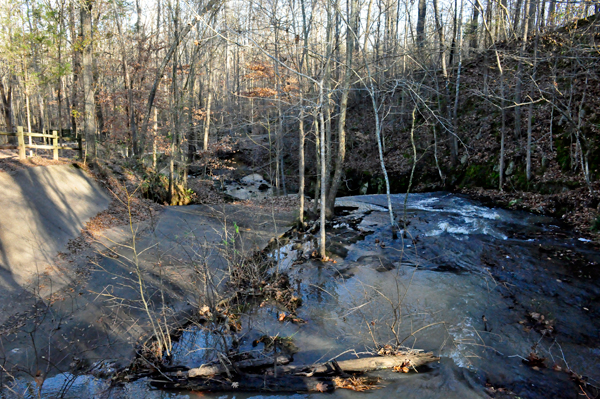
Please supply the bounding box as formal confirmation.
[81,0,96,157]
[416,0,427,48]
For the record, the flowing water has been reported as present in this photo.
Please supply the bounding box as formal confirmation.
[8,193,600,398]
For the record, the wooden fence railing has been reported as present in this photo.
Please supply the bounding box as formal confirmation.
[0,126,83,160]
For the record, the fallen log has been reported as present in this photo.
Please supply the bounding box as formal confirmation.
[186,355,291,378]
[152,351,439,393]
[182,350,438,378]
[280,350,439,376]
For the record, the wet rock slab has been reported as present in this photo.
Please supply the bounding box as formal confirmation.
[0,203,294,383]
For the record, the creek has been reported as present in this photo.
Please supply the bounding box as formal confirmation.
[8,193,600,399]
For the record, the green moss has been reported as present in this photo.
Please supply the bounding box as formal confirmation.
[555,133,572,171]
[460,164,499,189]
[511,168,529,190]
[141,171,195,206]
[592,215,600,232]
[374,177,385,194]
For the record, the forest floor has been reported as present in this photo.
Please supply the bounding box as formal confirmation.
[0,149,69,173]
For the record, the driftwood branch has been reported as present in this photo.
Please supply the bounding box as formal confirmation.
[187,355,291,378]
[278,350,439,375]
[152,351,440,393]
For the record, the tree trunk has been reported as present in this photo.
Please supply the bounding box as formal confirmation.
[23,64,33,157]
[70,0,79,138]
[433,0,448,76]
[153,106,158,170]
[451,0,464,166]
[110,0,138,157]
[499,77,506,190]
[526,0,540,182]
[203,90,212,151]
[187,54,198,166]
[470,3,480,51]
[514,0,532,140]
[273,24,286,195]
[57,7,64,137]
[319,3,334,257]
[172,0,181,185]
[322,6,333,199]
[513,0,524,34]
[81,0,96,158]
[539,0,546,28]
[319,82,327,258]
[93,56,104,141]
[373,93,396,238]
[298,98,305,228]
[416,0,427,48]
[449,0,458,66]
[0,79,14,133]
[528,0,538,34]
[484,0,494,46]
[326,0,357,216]
[312,117,321,215]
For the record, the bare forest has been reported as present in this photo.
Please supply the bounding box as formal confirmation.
[2,0,600,234]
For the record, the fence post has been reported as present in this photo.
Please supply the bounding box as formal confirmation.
[52,130,58,160]
[78,136,83,159]
[17,126,25,160]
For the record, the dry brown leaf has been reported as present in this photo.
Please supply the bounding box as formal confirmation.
[523,352,546,368]
[314,382,328,392]
[333,376,381,392]
[392,360,411,373]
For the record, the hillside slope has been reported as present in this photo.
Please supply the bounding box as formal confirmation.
[339,14,600,233]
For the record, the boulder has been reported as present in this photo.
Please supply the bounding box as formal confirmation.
[241,173,266,184]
